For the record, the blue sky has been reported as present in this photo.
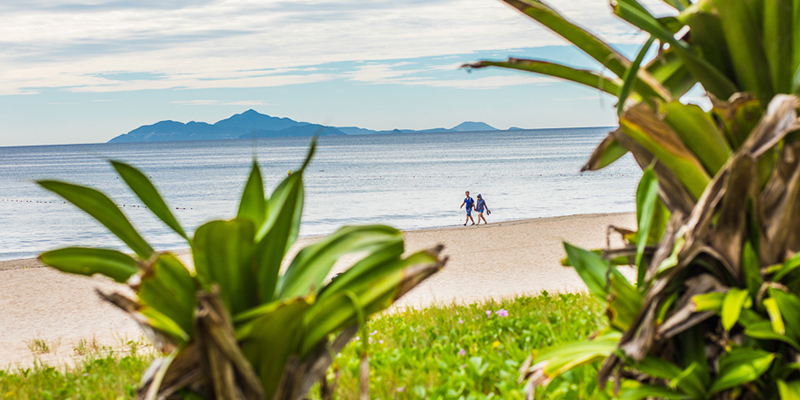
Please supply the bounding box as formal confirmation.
[0,0,677,147]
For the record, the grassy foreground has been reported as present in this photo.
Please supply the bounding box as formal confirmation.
[1,292,606,399]
[0,342,154,400]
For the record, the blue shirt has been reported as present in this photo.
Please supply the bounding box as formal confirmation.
[476,198,486,212]
[464,197,474,209]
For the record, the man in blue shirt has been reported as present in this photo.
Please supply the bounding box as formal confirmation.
[460,191,475,226]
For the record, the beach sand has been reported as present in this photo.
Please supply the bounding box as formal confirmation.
[0,212,635,368]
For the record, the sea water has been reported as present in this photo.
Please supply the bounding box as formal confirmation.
[0,128,641,261]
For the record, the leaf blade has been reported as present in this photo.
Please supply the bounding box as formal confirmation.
[37,180,154,259]
[38,247,139,283]
[111,160,189,242]
[237,160,267,228]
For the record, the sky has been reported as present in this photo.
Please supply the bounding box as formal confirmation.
[0,0,678,147]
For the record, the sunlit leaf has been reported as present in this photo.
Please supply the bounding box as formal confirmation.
[708,348,775,394]
[37,180,154,259]
[237,160,267,228]
[721,288,749,331]
[39,247,139,283]
[193,218,257,315]
[111,160,190,242]
[277,225,403,299]
[136,253,196,342]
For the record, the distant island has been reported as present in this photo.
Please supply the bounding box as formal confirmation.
[107,110,506,143]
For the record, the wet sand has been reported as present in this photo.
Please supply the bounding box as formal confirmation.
[0,212,635,367]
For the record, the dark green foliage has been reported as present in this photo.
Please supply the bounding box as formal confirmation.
[470,0,800,398]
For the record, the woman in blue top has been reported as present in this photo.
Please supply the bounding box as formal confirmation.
[475,194,491,225]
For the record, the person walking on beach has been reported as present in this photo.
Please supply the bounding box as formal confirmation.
[475,194,491,225]
[461,191,475,226]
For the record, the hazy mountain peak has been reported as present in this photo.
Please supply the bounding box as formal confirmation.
[108,110,504,143]
[450,121,497,131]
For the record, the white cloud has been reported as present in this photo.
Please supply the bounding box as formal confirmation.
[405,75,557,89]
[551,94,615,102]
[172,99,275,106]
[0,0,669,94]
[347,61,555,89]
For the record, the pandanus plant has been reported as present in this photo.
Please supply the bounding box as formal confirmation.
[37,139,446,399]
[467,0,800,398]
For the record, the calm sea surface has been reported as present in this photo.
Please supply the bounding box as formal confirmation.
[0,128,641,261]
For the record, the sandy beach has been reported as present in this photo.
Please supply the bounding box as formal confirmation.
[0,212,635,368]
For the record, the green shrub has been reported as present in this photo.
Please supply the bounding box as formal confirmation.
[37,138,445,399]
[468,0,800,398]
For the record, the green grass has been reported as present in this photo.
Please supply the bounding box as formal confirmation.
[1,292,606,399]
[0,340,154,400]
[318,291,608,400]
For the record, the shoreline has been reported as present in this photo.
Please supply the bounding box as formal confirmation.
[1,211,635,367]
[0,211,632,272]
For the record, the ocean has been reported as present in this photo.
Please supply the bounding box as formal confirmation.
[0,128,641,261]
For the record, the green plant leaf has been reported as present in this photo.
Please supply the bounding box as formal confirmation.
[743,321,800,351]
[764,0,794,94]
[708,348,775,394]
[237,160,267,228]
[193,218,257,315]
[679,6,736,85]
[38,247,139,283]
[37,180,154,259]
[618,36,656,116]
[778,380,800,400]
[712,0,775,104]
[563,242,640,330]
[635,165,660,287]
[254,172,304,303]
[613,0,738,99]
[678,327,711,386]
[742,241,763,300]
[252,139,317,303]
[661,0,689,11]
[254,137,317,304]
[300,249,441,355]
[236,297,311,400]
[721,288,749,331]
[764,297,787,335]
[315,239,405,302]
[465,59,622,96]
[663,102,732,175]
[711,94,763,151]
[524,331,621,386]
[692,292,724,312]
[774,252,800,281]
[500,0,630,79]
[136,253,197,342]
[645,49,694,99]
[277,225,404,299]
[794,0,800,79]
[619,384,690,400]
[563,242,615,299]
[111,160,189,242]
[629,356,705,398]
[607,271,643,331]
[769,289,800,342]
[139,306,191,344]
[582,132,629,171]
[619,104,712,199]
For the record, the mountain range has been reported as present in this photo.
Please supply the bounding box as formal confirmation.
[107,110,505,143]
